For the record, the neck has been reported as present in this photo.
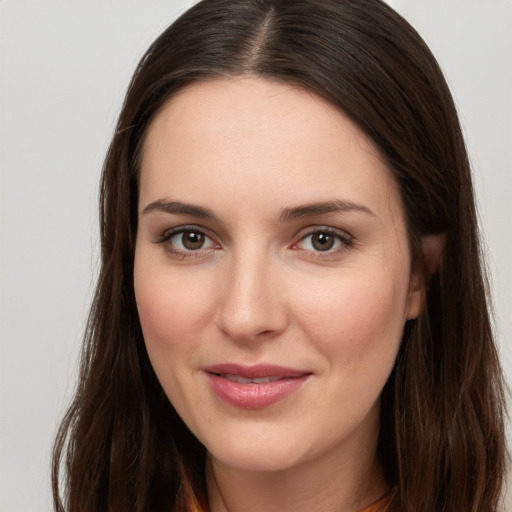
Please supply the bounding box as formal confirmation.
[206,428,388,512]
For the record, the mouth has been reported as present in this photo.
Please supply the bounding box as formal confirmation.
[203,363,312,409]
[215,374,284,384]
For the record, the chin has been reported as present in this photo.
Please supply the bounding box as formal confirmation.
[211,450,304,474]
[205,433,309,474]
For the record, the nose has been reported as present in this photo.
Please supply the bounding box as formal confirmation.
[215,251,288,342]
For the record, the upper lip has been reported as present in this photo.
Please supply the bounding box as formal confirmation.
[203,363,311,379]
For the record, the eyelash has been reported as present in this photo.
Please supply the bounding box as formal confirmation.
[294,227,354,256]
[156,225,219,259]
[155,225,354,259]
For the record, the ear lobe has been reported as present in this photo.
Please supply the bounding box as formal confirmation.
[405,268,423,320]
[405,233,446,320]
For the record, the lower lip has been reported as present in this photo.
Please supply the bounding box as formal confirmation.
[206,373,310,409]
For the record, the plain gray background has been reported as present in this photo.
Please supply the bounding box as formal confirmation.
[1,1,511,510]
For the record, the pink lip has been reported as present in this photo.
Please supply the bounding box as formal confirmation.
[204,364,311,410]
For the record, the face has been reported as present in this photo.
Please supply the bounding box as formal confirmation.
[134,76,422,474]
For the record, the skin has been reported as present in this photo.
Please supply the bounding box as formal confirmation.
[134,76,423,512]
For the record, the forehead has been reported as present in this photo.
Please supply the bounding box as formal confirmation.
[139,76,403,224]
[143,76,380,164]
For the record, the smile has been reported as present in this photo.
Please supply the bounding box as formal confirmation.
[219,374,283,384]
[204,364,311,409]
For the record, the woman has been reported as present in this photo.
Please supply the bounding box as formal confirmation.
[52,0,507,511]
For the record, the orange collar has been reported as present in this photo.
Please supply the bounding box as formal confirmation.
[358,489,395,512]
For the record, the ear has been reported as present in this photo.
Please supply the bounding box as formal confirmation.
[405,233,446,320]
[422,233,446,275]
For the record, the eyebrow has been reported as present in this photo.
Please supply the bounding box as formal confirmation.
[142,199,217,219]
[278,199,375,222]
[141,198,375,221]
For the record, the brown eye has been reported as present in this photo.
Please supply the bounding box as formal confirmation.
[161,228,217,254]
[295,229,353,254]
[311,232,335,251]
[181,231,205,250]
[156,226,221,259]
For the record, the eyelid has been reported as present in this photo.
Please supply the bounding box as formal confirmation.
[155,224,221,258]
[153,224,354,259]
[292,226,354,254]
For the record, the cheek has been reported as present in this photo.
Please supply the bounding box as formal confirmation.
[133,260,218,414]
[136,283,199,348]
[133,251,220,385]
[293,269,408,371]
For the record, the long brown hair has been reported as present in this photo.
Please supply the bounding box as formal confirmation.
[52,1,507,511]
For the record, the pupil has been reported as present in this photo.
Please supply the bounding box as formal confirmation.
[183,231,204,250]
[312,233,334,251]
